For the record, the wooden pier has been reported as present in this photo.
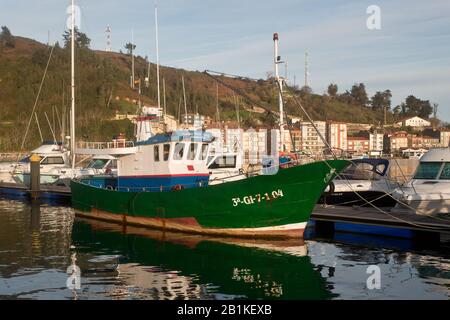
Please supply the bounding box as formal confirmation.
[311,205,450,243]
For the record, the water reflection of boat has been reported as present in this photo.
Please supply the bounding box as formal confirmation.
[72,219,331,300]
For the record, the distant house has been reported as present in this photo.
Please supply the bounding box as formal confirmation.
[326,122,347,151]
[388,131,409,152]
[395,116,431,128]
[409,135,440,149]
[347,137,370,154]
[440,128,450,147]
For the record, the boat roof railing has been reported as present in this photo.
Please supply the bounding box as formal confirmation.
[136,130,214,146]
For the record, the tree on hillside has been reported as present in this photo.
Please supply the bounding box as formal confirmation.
[350,83,368,107]
[0,26,15,48]
[124,43,136,55]
[370,90,392,110]
[397,95,433,119]
[62,27,91,49]
[327,83,338,97]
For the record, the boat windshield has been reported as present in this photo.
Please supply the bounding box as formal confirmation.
[87,159,109,169]
[414,162,442,179]
[340,162,377,180]
[439,163,450,180]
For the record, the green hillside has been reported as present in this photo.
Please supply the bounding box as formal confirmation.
[0,32,395,152]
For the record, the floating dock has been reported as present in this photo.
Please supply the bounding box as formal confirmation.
[311,205,450,244]
[0,181,71,202]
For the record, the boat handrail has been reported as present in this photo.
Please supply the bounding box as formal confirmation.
[77,141,135,150]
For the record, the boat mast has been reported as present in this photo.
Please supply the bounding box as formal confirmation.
[131,29,135,89]
[273,33,284,152]
[155,3,161,111]
[182,75,188,125]
[70,0,76,168]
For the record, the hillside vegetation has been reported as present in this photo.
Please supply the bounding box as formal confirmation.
[0,28,434,152]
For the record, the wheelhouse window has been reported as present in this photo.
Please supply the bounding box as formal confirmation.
[154,145,160,162]
[414,162,442,179]
[163,144,170,161]
[200,144,209,160]
[439,163,450,180]
[188,143,198,161]
[87,159,108,169]
[40,157,65,165]
[208,156,237,169]
[173,143,185,160]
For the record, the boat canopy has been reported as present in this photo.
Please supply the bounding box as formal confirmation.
[340,158,390,180]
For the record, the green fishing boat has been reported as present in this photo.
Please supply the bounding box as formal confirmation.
[71,131,348,239]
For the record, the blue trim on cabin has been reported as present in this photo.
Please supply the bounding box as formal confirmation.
[136,130,214,146]
[81,174,210,192]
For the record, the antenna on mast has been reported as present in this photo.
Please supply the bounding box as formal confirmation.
[273,32,285,152]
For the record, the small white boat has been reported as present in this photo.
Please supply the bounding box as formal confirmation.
[393,147,450,215]
[319,159,398,207]
[0,142,117,186]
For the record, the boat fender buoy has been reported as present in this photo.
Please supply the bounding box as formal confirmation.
[327,181,335,194]
[171,184,184,191]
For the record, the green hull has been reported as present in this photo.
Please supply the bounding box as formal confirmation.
[71,160,349,238]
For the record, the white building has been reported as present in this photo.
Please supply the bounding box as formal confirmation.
[440,129,450,147]
[396,116,431,128]
[369,133,384,152]
[327,122,347,151]
[301,121,327,154]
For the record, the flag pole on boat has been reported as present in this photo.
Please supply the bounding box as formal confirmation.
[273,33,285,153]
[70,0,76,169]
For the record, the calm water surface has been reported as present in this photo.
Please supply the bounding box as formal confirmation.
[0,198,448,300]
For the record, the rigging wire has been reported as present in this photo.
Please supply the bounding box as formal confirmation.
[204,68,450,231]
[20,45,56,151]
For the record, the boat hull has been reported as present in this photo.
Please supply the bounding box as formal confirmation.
[71,160,349,238]
[320,191,398,208]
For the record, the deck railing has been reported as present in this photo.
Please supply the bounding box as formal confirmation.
[77,140,135,150]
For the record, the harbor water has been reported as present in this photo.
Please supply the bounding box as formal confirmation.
[0,198,448,300]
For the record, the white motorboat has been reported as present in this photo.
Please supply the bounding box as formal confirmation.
[320,158,398,207]
[0,142,117,186]
[393,147,450,215]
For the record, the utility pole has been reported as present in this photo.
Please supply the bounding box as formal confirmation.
[105,25,112,52]
[304,52,309,88]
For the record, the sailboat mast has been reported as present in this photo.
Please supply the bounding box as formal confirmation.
[182,75,187,125]
[155,4,161,110]
[70,0,76,168]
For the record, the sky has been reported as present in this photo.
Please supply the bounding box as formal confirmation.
[1,0,450,121]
